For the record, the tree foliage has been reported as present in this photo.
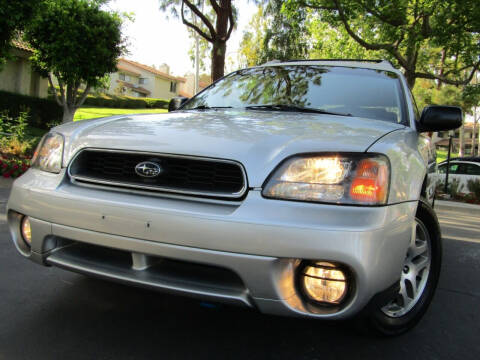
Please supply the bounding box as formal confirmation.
[159,0,236,81]
[241,1,310,65]
[281,0,480,88]
[25,0,125,123]
[260,1,310,63]
[309,21,375,59]
[238,6,267,67]
[0,0,40,64]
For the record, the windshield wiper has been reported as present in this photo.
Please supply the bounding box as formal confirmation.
[245,104,352,117]
[188,105,232,110]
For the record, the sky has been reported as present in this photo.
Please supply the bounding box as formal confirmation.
[106,0,257,77]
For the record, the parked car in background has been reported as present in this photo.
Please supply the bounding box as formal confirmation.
[438,157,480,177]
[7,60,462,336]
[435,157,480,198]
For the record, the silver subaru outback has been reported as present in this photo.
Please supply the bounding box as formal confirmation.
[7,60,462,335]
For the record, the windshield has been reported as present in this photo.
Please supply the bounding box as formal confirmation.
[183,65,407,124]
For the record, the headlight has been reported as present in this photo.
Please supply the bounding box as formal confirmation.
[262,154,390,205]
[31,132,64,173]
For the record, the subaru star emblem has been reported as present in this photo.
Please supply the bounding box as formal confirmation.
[135,161,162,178]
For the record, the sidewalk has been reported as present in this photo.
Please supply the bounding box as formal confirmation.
[435,199,480,212]
[0,178,12,218]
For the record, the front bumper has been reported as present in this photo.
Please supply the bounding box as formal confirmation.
[7,169,416,319]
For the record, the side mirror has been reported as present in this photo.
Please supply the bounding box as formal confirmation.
[168,97,189,112]
[417,105,462,132]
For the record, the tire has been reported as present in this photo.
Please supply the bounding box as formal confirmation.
[362,200,442,336]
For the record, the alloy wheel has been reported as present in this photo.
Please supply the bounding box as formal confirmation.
[381,219,432,318]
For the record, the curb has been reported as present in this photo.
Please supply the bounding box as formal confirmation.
[435,200,480,211]
[0,178,14,189]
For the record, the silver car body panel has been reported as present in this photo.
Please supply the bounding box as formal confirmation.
[7,61,434,319]
[57,111,405,189]
[8,169,415,319]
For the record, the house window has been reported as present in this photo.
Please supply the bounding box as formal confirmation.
[139,78,147,85]
[119,73,125,81]
[170,81,177,93]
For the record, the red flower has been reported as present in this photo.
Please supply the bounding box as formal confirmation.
[13,164,19,170]
[1,163,7,169]
[3,172,11,178]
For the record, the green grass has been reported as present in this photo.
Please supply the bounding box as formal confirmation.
[74,107,167,121]
[437,149,459,163]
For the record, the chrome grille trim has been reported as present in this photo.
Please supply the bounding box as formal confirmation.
[67,148,248,199]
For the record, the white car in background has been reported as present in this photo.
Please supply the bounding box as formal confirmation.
[436,157,480,194]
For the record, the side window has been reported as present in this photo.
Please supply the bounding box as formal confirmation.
[455,164,468,175]
[465,164,480,175]
[438,164,447,174]
[449,164,459,174]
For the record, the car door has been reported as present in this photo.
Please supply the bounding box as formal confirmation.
[437,162,462,192]
[463,163,480,195]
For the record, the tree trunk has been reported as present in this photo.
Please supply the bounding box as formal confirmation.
[478,118,480,156]
[405,71,416,89]
[62,106,76,123]
[472,115,477,156]
[211,40,226,81]
[459,124,465,157]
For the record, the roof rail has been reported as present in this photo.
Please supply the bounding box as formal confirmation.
[261,59,283,65]
[261,58,395,67]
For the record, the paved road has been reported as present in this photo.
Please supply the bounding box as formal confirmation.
[1,181,479,360]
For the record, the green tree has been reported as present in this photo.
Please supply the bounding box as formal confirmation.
[25,0,124,123]
[309,21,375,59]
[413,76,480,156]
[282,0,480,88]
[0,0,40,65]
[188,31,211,74]
[238,6,267,67]
[262,1,310,62]
[159,1,236,81]
[239,2,310,65]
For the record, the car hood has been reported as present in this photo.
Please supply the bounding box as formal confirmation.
[59,110,405,187]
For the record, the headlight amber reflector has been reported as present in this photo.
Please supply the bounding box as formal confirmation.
[301,262,348,305]
[262,154,389,205]
[32,132,64,173]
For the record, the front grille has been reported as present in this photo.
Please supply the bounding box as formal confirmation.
[68,149,247,199]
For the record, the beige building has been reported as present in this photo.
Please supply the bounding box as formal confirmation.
[178,73,211,98]
[435,122,479,155]
[0,40,49,98]
[108,59,186,100]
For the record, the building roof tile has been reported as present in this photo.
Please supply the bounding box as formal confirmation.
[119,58,185,82]
[117,64,141,76]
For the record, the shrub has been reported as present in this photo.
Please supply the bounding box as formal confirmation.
[82,94,168,109]
[0,90,62,129]
[448,178,463,199]
[467,179,480,200]
[0,110,28,140]
[50,87,170,109]
[82,95,169,109]
[0,157,30,178]
[0,111,42,159]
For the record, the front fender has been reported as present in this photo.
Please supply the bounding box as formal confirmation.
[367,129,426,204]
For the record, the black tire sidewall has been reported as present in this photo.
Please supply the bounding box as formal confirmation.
[368,200,442,336]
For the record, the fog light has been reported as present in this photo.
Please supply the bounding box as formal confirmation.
[21,216,32,246]
[301,262,348,305]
